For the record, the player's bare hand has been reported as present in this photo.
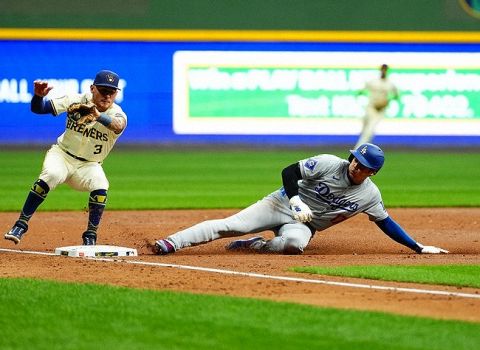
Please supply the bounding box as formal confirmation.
[289,195,313,222]
[417,243,449,254]
[33,80,53,97]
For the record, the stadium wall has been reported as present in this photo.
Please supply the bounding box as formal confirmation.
[1,0,479,147]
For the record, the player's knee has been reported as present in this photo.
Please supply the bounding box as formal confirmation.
[39,173,64,190]
[283,238,304,255]
[87,177,109,192]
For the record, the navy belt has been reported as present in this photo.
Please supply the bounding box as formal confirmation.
[65,150,88,162]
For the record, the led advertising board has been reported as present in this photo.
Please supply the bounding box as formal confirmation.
[174,51,480,137]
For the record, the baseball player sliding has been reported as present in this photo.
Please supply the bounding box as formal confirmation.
[4,70,127,246]
[354,64,399,149]
[152,143,448,255]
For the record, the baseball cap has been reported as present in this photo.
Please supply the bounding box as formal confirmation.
[93,70,121,90]
[348,143,385,171]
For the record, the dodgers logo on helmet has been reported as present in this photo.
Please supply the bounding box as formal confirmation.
[349,143,385,171]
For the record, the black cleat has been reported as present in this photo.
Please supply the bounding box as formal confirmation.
[82,231,97,246]
[152,239,175,255]
[4,221,29,244]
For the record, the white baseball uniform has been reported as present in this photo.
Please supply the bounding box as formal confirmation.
[355,77,398,149]
[39,92,127,192]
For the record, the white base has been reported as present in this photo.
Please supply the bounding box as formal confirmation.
[54,245,138,258]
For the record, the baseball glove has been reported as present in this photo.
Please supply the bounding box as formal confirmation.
[373,97,389,111]
[67,103,98,125]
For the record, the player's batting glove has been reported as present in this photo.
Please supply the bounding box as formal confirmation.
[416,243,449,254]
[289,195,313,222]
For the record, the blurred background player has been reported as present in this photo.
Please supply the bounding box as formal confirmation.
[4,70,127,246]
[354,64,399,149]
[152,143,448,256]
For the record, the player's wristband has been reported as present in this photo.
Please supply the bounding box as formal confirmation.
[97,113,112,126]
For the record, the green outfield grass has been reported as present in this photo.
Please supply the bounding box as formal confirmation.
[1,148,479,211]
[0,278,478,350]
[2,149,479,348]
[292,264,480,288]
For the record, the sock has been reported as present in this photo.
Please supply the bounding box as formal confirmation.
[18,179,50,224]
[87,189,107,232]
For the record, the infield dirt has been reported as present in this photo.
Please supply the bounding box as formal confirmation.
[1,208,479,322]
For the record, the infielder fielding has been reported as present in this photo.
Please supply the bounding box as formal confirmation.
[152,143,448,255]
[4,70,127,246]
[354,64,399,149]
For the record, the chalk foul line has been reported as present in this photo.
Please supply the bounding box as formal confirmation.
[1,247,479,300]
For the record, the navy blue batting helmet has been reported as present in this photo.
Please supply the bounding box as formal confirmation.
[348,143,385,171]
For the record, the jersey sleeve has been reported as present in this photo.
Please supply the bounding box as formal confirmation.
[50,93,90,116]
[363,184,389,222]
[298,154,341,179]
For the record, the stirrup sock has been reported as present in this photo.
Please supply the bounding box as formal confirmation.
[87,189,107,232]
[19,179,50,222]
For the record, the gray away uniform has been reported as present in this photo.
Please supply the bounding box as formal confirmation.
[167,154,388,253]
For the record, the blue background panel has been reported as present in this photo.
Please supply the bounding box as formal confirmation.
[1,40,480,147]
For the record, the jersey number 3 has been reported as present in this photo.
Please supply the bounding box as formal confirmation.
[94,145,103,154]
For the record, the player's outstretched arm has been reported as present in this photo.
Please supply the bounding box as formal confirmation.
[31,80,54,115]
[375,216,449,254]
